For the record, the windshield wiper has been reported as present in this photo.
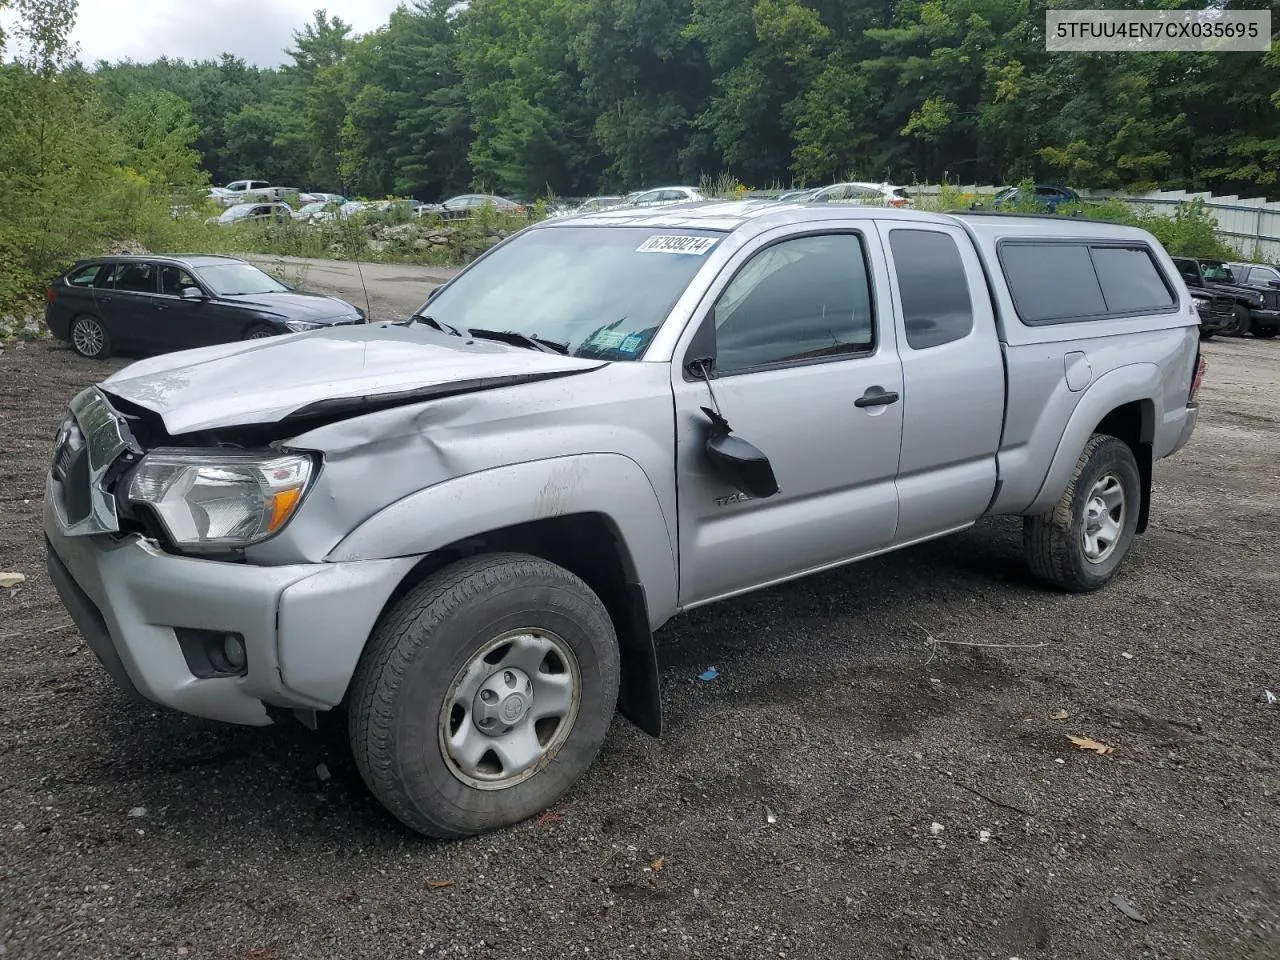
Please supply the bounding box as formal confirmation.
[466,328,569,355]
[404,314,463,336]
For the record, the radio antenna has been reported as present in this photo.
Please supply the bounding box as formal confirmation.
[345,214,373,321]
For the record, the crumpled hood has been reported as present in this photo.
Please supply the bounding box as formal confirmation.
[221,290,361,321]
[100,323,605,435]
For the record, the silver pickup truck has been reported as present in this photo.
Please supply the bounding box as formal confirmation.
[43,203,1204,838]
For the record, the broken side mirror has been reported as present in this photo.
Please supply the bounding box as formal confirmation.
[705,428,779,499]
[686,353,779,499]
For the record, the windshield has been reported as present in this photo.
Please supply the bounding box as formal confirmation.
[1201,261,1234,282]
[415,225,722,360]
[198,263,289,296]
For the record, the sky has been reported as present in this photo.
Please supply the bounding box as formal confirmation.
[3,0,406,68]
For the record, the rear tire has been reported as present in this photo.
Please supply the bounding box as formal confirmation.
[70,314,111,359]
[348,553,620,839]
[1023,434,1141,593]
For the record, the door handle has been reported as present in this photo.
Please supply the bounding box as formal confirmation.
[854,388,900,408]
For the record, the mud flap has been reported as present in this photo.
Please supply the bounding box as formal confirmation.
[617,582,662,737]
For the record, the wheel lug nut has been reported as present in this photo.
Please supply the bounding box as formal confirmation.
[503,671,515,687]
[480,690,497,703]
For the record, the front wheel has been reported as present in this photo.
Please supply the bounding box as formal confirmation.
[1023,434,1141,593]
[347,553,620,838]
[242,323,277,340]
[1227,305,1252,337]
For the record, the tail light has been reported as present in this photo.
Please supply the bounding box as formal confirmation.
[889,198,908,208]
[45,286,56,303]
[1189,350,1206,402]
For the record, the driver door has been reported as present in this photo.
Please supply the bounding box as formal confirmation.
[671,228,905,607]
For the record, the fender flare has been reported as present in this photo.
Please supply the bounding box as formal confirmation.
[328,454,677,735]
[1024,363,1159,517]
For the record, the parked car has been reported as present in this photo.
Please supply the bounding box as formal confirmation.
[207,202,294,226]
[44,203,1204,839]
[776,187,820,202]
[299,192,346,206]
[207,186,237,207]
[44,255,365,359]
[807,182,912,208]
[293,200,343,222]
[985,184,1080,212]
[430,194,527,220]
[1188,287,1233,338]
[575,196,624,214]
[1171,257,1267,337]
[1223,261,1280,338]
[224,179,270,195]
[619,186,705,208]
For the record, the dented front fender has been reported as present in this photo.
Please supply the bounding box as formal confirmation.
[326,454,679,628]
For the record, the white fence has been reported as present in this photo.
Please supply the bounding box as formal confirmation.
[912,184,1280,262]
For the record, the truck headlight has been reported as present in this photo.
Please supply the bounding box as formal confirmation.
[285,320,322,332]
[127,450,316,549]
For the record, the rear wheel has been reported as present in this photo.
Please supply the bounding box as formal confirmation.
[70,314,111,359]
[348,553,620,838]
[1023,434,1141,593]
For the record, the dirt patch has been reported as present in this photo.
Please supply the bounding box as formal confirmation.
[1,336,1278,959]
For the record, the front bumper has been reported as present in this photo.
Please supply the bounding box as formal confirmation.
[1248,307,1280,327]
[43,486,418,725]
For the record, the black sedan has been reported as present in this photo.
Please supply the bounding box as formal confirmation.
[45,255,366,359]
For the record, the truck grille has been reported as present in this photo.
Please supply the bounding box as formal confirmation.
[49,388,141,536]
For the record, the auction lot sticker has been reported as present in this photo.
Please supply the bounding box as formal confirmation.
[637,235,718,255]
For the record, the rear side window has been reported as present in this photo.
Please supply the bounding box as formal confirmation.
[1001,243,1105,322]
[65,265,103,287]
[1090,246,1174,313]
[1000,242,1175,324]
[107,262,157,294]
[889,229,974,349]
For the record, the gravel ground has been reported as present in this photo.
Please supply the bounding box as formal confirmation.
[0,334,1277,960]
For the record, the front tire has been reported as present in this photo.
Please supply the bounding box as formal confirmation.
[1023,434,1141,593]
[70,314,111,359]
[348,553,620,838]
[242,323,277,340]
[1228,305,1252,337]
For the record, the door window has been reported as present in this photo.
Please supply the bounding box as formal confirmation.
[159,266,198,296]
[108,262,157,294]
[711,233,875,374]
[1251,266,1280,284]
[1175,260,1200,283]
